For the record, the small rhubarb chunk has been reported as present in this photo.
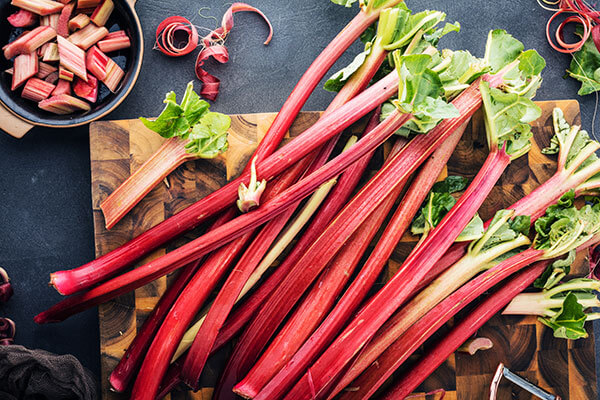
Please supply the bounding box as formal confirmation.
[3,26,57,60]
[90,0,113,26]
[102,58,124,92]
[12,52,38,90]
[59,67,74,81]
[40,13,59,29]
[36,61,57,79]
[11,0,65,15]
[85,45,108,80]
[42,42,60,61]
[68,13,89,30]
[56,35,86,80]
[97,30,130,52]
[57,1,75,37]
[7,9,38,27]
[39,93,90,114]
[458,337,494,355]
[68,23,108,49]
[73,74,97,102]
[77,0,100,9]
[22,77,56,101]
[44,71,59,83]
[52,78,71,95]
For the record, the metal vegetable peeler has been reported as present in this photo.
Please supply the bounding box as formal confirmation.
[489,363,561,400]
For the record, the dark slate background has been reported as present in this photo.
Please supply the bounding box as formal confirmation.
[0,0,598,395]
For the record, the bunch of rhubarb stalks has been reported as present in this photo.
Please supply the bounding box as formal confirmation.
[3,0,129,114]
[35,1,600,399]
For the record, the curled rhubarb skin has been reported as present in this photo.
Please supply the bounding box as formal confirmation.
[47,68,400,296]
[254,120,469,400]
[379,256,549,400]
[130,158,313,400]
[98,137,196,232]
[233,139,409,399]
[284,144,512,400]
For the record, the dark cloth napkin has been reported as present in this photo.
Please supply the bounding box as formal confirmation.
[0,345,97,400]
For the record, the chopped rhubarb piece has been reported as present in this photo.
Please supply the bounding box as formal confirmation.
[56,36,86,80]
[42,42,59,61]
[22,77,56,101]
[57,1,75,37]
[5,68,14,75]
[90,0,113,26]
[102,58,123,92]
[39,94,90,114]
[11,0,65,15]
[40,13,58,29]
[68,13,89,30]
[44,71,58,83]
[97,30,130,52]
[52,79,70,95]
[85,45,108,80]
[77,0,100,9]
[7,9,38,27]
[3,26,57,59]
[68,23,108,49]
[59,67,74,81]
[73,74,97,102]
[37,42,48,57]
[36,61,57,78]
[12,52,38,90]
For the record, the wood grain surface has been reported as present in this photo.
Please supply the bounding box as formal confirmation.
[89,99,596,399]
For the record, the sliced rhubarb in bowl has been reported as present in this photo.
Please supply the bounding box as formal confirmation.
[97,30,129,52]
[11,52,38,90]
[68,23,107,49]
[52,78,70,95]
[36,61,57,78]
[7,9,38,27]
[68,13,89,30]
[73,74,97,102]
[90,0,113,26]
[56,35,86,80]
[22,77,55,101]
[38,93,89,113]
[11,0,65,16]
[42,42,59,61]
[56,1,75,37]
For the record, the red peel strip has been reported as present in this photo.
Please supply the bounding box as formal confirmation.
[155,16,198,57]
[592,24,600,52]
[546,8,591,53]
[195,2,273,101]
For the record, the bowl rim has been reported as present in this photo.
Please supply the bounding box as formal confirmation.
[0,0,144,128]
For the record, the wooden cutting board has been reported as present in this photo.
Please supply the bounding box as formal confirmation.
[89,99,597,400]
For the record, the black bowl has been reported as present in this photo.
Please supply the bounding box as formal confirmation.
[0,0,143,136]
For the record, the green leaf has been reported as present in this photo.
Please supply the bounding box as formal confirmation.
[140,91,189,139]
[330,0,357,7]
[468,209,530,255]
[324,47,371,92]
[411,176,468,236]
[437,49,488,98]
[567,35,600,95]
[484,29,524,74]
[540,292,589,339]
[534,250,575,289]
[384,10,446,51]
[457,214,485,242]
[185,112,231,158]
[180,81,210,126]
[423,21,460,46]
[518,49,546,77]
[479,81,539,159]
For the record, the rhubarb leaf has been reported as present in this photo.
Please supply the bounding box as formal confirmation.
[479,81,540,159]
[384,10,447,51]
[484,29,524,74]
[185,112,231,158]
[324,47,371,92]
[330,0,357,7]
[437,49,488,99]
[456,214,485,242]
[534,250,576,289]
[540,292,589,339]
[180,81,210,126]
[140,92,189,139]
[567,35,600,95]
[423,22,460,46]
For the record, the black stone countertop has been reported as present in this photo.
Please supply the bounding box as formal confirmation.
[0,0,598,395]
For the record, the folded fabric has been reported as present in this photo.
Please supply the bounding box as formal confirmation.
[0,345,97,400]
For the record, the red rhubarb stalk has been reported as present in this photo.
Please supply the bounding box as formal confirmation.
[129,158,312,400]
[252,120,468,400]
[3,25,56,59]
[36,61,56,79]
[40,13,59,29]
[11,0,65,16]
[97,30,130,52]
[356,252,547,400]
[89,0,113,26]
[76,0,100,9]
[7,9,37,27]
[68,13,89,30]
[46,66,400,296]
[73,75,98,102]
[57,1,74,36]
[21,77,55,101]
[68,23,108,49]
[56,35,86,80]
[51,78,70,95]
[217,77,489,399]
[283,144,512,400]
[233,140,411,399]
[38,93,90,114]
[102,57,125,92]
[42,42,59,61]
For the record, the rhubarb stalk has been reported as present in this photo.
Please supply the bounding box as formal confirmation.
[46,0,405,296]
[3,25,56,59]
[11,0,65,16]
